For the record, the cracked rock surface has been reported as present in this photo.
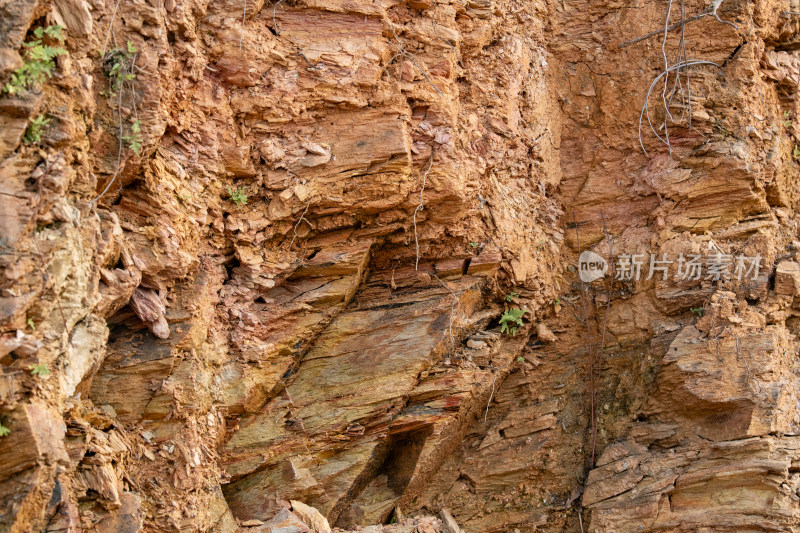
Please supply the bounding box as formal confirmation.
[3,0,800,532]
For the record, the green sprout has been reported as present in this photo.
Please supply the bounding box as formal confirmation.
[123,119,142,155]
[499,308,526,336]
[505,291,519,302]
[690,306,704,318]
[0,424,9,437]
[227,186,247,208]
[103,41,137,95]
[516,356,525,363]
[26,318,35,330]
[23,114,49,144]
[28,363,50,377]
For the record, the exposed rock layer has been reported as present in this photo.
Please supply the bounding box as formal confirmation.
[2,0,800,532]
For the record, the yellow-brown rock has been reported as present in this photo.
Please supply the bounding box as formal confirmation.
[3,0,800,532]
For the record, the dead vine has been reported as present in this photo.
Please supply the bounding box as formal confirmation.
[289,200,312,249]
[413,153,435,271]
[102,0,124,56]
[484,364,496,423]
[240,0,247,49]
[709,304,763,395]
[618,0,737,49]
[634,0,736,156]
[572,211,597,467]
[432,273,456,346]
[387,22,443,96]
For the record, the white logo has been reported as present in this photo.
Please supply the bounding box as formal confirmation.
[579,251,608,283]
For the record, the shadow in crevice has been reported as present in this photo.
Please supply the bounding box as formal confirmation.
[383,427,433,495]
[334,426,434,528]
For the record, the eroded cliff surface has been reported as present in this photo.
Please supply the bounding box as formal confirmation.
[2,0,800,531]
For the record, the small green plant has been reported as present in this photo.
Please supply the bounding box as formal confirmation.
[691,306,704,318]
[553,298,561,306]
[227,186,247,208]
[26,318,35,330]
[469,242,479,249]
[23,114,49,144]
[516,356,524,363]
[793,144,800,160]
[123,119,142,155]
[785,111,793,128]
[103,41,137,95]
[499,308,526,336]
[28,363,50,377]
[0,424,9,437]
[505,291,519,302]
[3,25,66,95]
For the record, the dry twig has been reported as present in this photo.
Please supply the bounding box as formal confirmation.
[573,212,597,466]
[639,60,719,156]
[102,0,124,56]
[618,0,737,48]
[597,211,614,380]
[433,273,456,346]
[90,87,124,204]
[240,0,247,49]
[413,154,434,270]
[484,365,496,423]
[387,23,443,95]
[289,200,312,249]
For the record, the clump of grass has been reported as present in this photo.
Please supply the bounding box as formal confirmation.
[3,25,66,95]
[0,424,9,437]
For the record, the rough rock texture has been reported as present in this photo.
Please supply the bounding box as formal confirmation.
[3,0,800,532]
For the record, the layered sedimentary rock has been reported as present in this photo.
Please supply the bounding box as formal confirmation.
[3,0,800,532]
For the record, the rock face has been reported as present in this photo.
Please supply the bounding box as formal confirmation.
[3,0,800,532]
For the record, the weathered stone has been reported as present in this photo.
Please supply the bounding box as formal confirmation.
[53,0,93,36]
[0,94,39,159]
[252,508,310,532]
[62,314,108,398]
[129,287,170,339]
[95,492,143,532]
[774,260,800,296]
[291,500,331,533]
[536,322,557,343]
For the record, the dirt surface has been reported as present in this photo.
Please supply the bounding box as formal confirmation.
[2,0,800,531]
